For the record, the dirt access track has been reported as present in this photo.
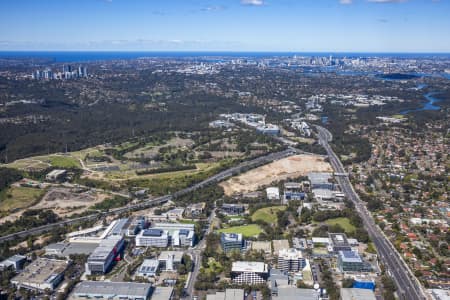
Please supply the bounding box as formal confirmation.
[220,154,332,196]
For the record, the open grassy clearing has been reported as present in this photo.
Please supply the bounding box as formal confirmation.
[4,154,81,171]
[99,161,224,181]
[324,217,356,233]
[0,186,46,212]
[48,155,81,168]
[251,205,286,224]
[123,137,194,159]
[217,224,263,238]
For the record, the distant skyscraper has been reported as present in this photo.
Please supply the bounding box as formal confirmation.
[32,70,41,80]
[42,68,52,79]
[62,64,72,73]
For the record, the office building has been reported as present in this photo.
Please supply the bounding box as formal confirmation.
[11,258,69,291]
[136,259,160,278]
[63,65,72,73]
[329,233,352,253]
[256,124,280,135]
[150,223,196,247]
[136,229,169,248]
[284,182,306,201]
[340,288,376,300]
[0,255,26,271]
[277,248,306,272]
[86,236,124,274]
[272,287,320,300]
[152,222,195,232]
[206,289,245,300]
[78,66,88,78]
[32,70,41,80]
[124,216,146,237]
[172,228,195,247]
[268,269,290,296]
[308,173,333,190]
[221,203,245,215]
[109,218,129,236]
[338,251,373,273]
[185,202,206,218]
[231,261,269,285]
[429,289,450,300]
[42,68,53,80]
[150,287,174,300]
[220,233,245,253]
[45,242,98,257]
[266,187,280,201]
[163,208,185,220]
[158,251,184,271]
[69,281,152,300]
[33,64,87,81]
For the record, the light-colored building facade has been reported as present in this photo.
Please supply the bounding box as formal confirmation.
[69,281,152,300]
[277,248,306,272]
[11,258,69,291]
[221,233,245,253]
[158,251,184,271]
[86,236,124,274]
[136,229,169,248]
[136,259,160,278]
[231,261,269,285]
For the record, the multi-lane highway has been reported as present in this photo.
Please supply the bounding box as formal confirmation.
[315,125,428,300]
[0,148,296,244]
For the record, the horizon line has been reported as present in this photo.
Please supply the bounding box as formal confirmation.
[1,50,450,54]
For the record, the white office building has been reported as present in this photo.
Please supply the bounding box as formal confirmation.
[158,251,184,271]
[136,259,160,278]
[136,229,169,248]
[151,223,196,247]
[277,248,306,272]
[266,187,280,201]
[231,261,269,285]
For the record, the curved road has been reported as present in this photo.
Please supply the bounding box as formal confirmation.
[315,125,428,300]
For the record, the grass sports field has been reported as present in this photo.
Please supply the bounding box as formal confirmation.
[251,205,286,224]
[217,224,263,237]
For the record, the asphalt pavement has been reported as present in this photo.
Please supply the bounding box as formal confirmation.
[315,125,427,300]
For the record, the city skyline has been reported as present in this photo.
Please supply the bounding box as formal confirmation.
[0,0,450,52]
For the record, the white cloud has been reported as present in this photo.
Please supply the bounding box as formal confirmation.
[241,0,265,6]
[368,0,407,3]
[340,0,353,4]
[201,5,227,12]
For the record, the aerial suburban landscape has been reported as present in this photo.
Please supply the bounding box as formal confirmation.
[0,1,449,300]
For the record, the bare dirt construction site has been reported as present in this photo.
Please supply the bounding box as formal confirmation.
[32,187,107,216]
[220,154,332,196]
[0,187,108,224]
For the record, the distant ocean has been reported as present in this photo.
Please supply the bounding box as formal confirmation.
[0,51,449,63]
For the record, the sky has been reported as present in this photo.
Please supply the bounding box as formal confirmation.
[0,0,449,52]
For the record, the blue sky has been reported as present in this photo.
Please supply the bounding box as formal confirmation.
[0,0,449,52]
